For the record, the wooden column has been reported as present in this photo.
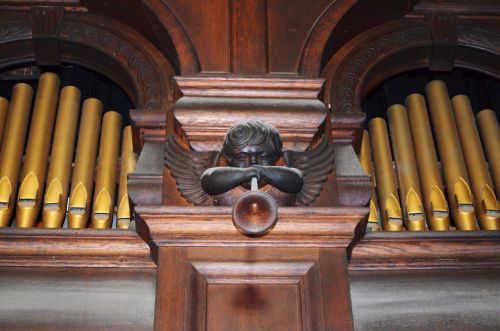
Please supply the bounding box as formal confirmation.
[137,206,367,331]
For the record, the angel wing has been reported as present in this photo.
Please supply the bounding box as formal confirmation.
[283,136,334,206]
[164,134,221,206]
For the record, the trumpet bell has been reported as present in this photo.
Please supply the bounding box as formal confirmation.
[232,190,278,237]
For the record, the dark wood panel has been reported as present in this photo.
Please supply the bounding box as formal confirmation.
[230,0,268,74]
[267,0,331,73]
[167,0,230,73]
[0,267,156,331]
[350,269,500,331]
[207,284,302,331]
[154,246,354,330]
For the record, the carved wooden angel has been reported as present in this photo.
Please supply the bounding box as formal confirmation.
[164,120,333,207]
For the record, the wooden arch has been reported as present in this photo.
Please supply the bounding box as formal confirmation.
[322,19,500,114]
[318,18,500,151]
[0,10,175,112]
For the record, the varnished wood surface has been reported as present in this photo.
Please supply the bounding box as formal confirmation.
[350,269,500,331]
[155,246,354,331]
[0,228,155,268]
[350,231,500,270]
[0,267,156,331]
[136,205,368,249]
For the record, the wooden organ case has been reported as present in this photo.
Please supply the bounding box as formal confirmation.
[0,1,499,330]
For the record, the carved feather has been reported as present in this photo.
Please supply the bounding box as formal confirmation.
[164,135,220,206]
[284,136,334,206]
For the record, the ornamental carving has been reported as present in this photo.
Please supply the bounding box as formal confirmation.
[331,24,431,113]
[59,20,162,110]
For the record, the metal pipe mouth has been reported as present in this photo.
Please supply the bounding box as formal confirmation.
[18,198,35,208]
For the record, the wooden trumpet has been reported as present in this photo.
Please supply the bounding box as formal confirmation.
[406,94,450,231]
[369,118,404,231]
[232,177,278,236]
[16,73,60,228]
[42,86,81,228]
[452,96,499,230]
[0,84,33,227]
[68,99,103,228]
[426,80,477,230]
[92,111,121,229]
[388,104,427,231]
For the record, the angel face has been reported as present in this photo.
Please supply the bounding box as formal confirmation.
[222,120,283,168]
[226,140,281,168]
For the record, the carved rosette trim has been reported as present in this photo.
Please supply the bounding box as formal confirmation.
[331,24,431,113]
[59,20,162,110]
[0,18,32,43]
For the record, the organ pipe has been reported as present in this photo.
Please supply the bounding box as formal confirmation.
[452,96,499,230]
[406,94,450,231]
[16,73,60,228]
[68,99,103,228]
[369,118,404,231]
[0,84,33,227]
[388,104,427,231]
[92,111,121,229]
[117,125,137,230]
[359,129,381,231]
[42,86,81,228]
[476,109,500,199]
[425,80,477,230]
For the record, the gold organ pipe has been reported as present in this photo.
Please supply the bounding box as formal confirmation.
[117,125,137,230]
[369,118,404,231]
[388,104,427,231]
[68,99,103,228]
[16,73,60,228]
[425,80,477,230]
[0,84,33,227]
[0,97,9,145]
[92,111,121,229]
[42,86,81,228]
[360,129,381,231]
[452,96,499,230]
[406,94,450,231]
[476,109,500,199]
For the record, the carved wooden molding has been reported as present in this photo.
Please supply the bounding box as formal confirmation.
[0,14,31,42]
[412,1,500,16]
[324,19,500,148]
[136,206,368,250]
[0,11,174,145]
[0,12,173,111]
[328,21,431,114]
[350,231,500,271]
[0,228,155,268]
[59,19,167,111]
[0,1,87,12]
[175,76,325,99]
[174,77,327,151]
[457,24,500,55]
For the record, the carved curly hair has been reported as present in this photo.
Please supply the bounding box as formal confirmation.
[222,120,283,157]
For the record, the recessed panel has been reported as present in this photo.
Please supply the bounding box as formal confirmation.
[207,284,302,331]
